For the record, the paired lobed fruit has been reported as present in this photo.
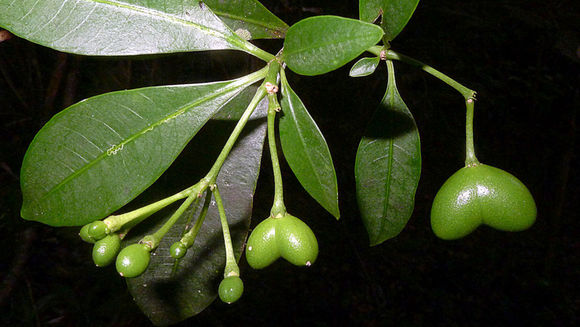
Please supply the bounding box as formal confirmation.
[245,214,318,269]
[431,164,536,240]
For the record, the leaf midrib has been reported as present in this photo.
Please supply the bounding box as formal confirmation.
[33,79,250,205]
[212,10,288,32]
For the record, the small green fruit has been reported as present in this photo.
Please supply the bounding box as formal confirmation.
[79,224,96,243]
[87,221,109,241]
[218,276,244,304]
[170,242,187,259]
[246,214,318,269]
[431,164,537,240]
[92,234,121,267]
[115,243,151,278]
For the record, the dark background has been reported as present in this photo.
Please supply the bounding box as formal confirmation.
[1,0,578,326]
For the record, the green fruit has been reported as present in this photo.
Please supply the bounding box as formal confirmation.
[115,243,151,278]
[431,164,537,240]
[79,224,96,243]
[92,234,121,267]
[87,221,109,241]
[245,217,279,269]
[218,276,244,304]
[276,215,318,266]
[246,214,318,269]
[170,242,187,259]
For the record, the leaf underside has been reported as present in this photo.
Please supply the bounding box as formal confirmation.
[355,61,421,246]
[204,0,288,39]
[283,15,384,76]
[359,0,421,41]
[0,0,246,56]
[20,73,262,226]
[125,92,268,326]
[279,73,340,219]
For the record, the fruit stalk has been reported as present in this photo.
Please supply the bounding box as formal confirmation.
[465,98,480,166]
[213,185,239,277]
[267,92,287,217]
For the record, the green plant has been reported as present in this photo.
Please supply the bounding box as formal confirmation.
[430,99,536,239]
[0,0,537,324]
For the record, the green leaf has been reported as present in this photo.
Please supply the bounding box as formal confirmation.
[283,16,384,76]
[279,71,340,219]
[0,0,252,56]
[349,57,381,77]
[125,94,268,326]
[204,0,288,39]
[359,0,420,41]
[20,70,266,226]
[355,60,421,246]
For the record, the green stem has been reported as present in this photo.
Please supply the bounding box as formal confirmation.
[104,184,198,232]
[144,188,201,249]
[367,46,476,100]
[465,98,480,166]
[204,61,281,185]
[213,185,239,277]
[238,40,276,63]
[181,190,212,248]
[267,92,286,217]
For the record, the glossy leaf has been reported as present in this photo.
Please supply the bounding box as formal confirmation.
[204,0,288,39]
[349,57,381,77]
[279,71,340,219]
[359,0,421,41]
[20,70,266,226]
[355,61,421,246]
[283,16,384,76]
[0,0,252,56]
[126,93,268,326]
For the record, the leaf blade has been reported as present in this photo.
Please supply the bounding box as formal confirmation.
[349,56,381,77]
[0,0,250,55]
[204,0,288,39]
[20,71,265,226]
[359,0,420,41]
[355,60,421,245]
[283,15,384,76]
[125,94,268,326]
[279,72,340,218]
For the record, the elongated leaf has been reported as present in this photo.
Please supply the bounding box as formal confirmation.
[283,16,384,76]
[204,0,288,39]
[0,0,252,56]
[350,57,381,77]
[279,71,339,219]
[126,94,268,326]
[355,60,421,245]
[20,70,266,226]
[359,0,420,41]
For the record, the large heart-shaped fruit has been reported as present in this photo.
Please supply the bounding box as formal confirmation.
[245,214,318,269]
[431,164,536,240]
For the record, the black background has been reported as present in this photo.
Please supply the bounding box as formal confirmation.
[1,0,578,326]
